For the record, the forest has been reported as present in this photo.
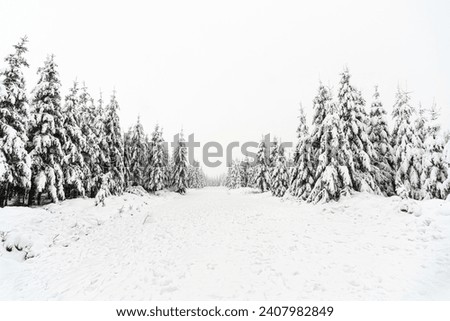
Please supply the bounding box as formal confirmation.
[0,37,206,207]
[1,37,450,208]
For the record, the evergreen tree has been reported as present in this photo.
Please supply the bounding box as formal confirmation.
[239,157,251,187]
[28,55,65,204]
[367,86,395,195]
[79,85,105,197]
[62,81,86,198]
[254,139,271,192]
[225,165,233,188]
[172,131,188,194]
[414,102,427,192]
[187,165,206,188]
[0,37,31,206]
[103,91,125,195]
[391,88,422,199]
[271,143,289,197]
[415,103,427,145]
[123,128,132,188]
[228,160,242,189]
[145,124,167,192]
[421,103,447,199]
[443,139,450,199]
[128,116,147,186]
[308,84,354,203]
[337,69,379,194]
[269,139,279,168]
[289,106,314,200]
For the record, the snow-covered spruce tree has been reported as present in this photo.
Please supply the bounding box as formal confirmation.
[0,37,31,206]
[271,143,289,197]
[187,164,206,189]
[128,116,147,187]
[145,124,167,192]
[78,85,105,197]
[27,55,65,205]
[172,131,188,194]
[166,155,174,189]
[239,157,251,187]
[415,103,427,146]
[225,165,232,188]
[443,139,450,199]
[61,81,86,198]
[367,86,395,196]
[421,103,448,199]
[228,160,242,189]
[391,88,422,199]
[246,162,256,188]
[307,84,354,203]
[337,69,379,194]
[254,139,271,192]
[123,128,132,188]
[197,167,207,188]
[414,102,427,191]
[103,91,125,195]
[163,135,171,188]
[289,105,314,200]
[269,139,279,169]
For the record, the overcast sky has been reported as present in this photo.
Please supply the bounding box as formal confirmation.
[1,0,449,175]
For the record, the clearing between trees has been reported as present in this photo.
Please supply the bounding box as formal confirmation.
[1,187,449,300]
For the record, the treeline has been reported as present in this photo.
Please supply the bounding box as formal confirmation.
[0,37,205,207]
[226,69,450,203]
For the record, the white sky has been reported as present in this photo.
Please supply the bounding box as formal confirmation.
[1,0,449,175]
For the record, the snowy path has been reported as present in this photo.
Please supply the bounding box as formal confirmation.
[1,187,450,300]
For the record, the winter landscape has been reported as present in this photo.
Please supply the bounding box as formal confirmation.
[1,0,450,301]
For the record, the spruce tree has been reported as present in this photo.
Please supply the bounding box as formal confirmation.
[443,140,450,199]
[229,160,242,189]
[225,165,233,188]
[414,102,427,193]
[337,69,379,194]
[421,103,447,199]
[415,103,427,146]
[289,106,314,200]
[254,139,271,192]
[0,37,31,206]
[187,165,206,188]
[79,85,105,196]
[269,139,279,169]
[239,157,251,187]
[103,91,125,195]
[28,55,65,204]
[145,124,167,192]
[271,143,289,197]
[172,131,188,194]
[391,88,422,199]
[367,86,395,195]
[308,84,354,203]
[128,116,147,186]
[62,81,86,198]
[123,128,132,188]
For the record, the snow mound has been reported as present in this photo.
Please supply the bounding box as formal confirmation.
[0,194,152,262]
[399,199,422,217]
[125,185,148,196]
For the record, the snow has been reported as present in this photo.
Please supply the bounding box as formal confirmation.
[1,187,450,300]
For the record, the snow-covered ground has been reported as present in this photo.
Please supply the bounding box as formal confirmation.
[1,187,450,300]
